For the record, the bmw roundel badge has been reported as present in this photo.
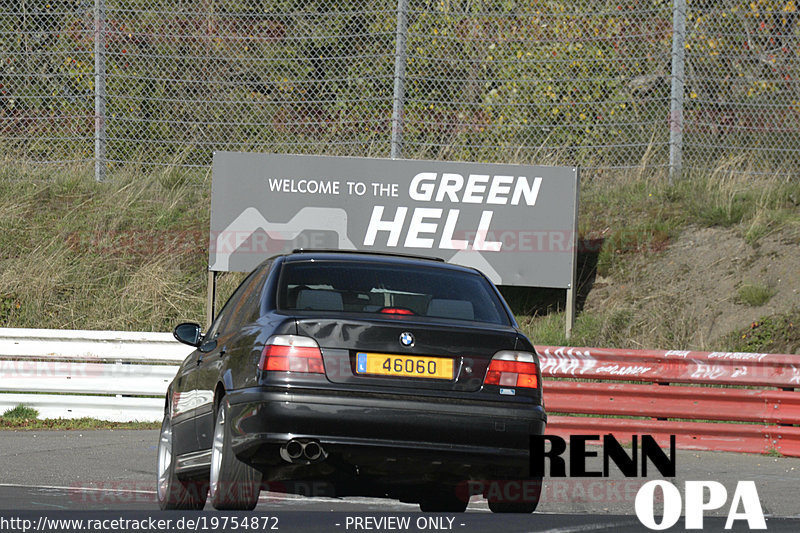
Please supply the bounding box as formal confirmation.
[399,332,415,347]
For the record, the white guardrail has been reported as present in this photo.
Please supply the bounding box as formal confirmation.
[0,328,193,422]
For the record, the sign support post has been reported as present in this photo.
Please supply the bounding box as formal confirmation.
[206,270,217,330]
[564,167,580,339]
[565,286,575,339]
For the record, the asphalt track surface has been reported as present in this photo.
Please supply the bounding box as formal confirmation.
[1,430,799,532]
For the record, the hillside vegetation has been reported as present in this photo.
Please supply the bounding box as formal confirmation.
[0,162,798,353]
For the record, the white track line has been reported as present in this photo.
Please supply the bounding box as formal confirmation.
[0,483,493,512]
[0,483,155,495]
[532,520,642,533]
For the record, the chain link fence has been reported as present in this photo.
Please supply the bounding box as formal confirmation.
[684,0,800,174]
[0,0,94,164]
[1,0,798,178]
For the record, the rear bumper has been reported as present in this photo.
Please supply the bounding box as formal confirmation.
[225,387,545,482]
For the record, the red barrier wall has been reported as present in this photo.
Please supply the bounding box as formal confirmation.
[534,346,800,457]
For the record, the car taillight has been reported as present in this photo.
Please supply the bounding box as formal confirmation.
[484,351,539,389]
[259,335,324,374]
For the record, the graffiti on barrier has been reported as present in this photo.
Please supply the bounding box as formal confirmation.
[790,365,800,385]
[707,352,769,362]
[595,364,653,377]
[664,350,690,358]
[538,347,597,377]
[689,362,727,381]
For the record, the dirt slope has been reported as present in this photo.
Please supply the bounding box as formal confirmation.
[584,226,800,351]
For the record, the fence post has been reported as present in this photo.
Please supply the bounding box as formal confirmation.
[206,270,218,330]
[669,0,687,183]
[94,0,107,182]
[390,0,409,159]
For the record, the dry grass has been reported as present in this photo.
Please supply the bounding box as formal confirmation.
[0,164,212,330]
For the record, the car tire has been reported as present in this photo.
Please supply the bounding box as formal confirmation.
[157,415,208,510]
[418,487,468,513]
[209,397,262,510]
[487,478,541,514]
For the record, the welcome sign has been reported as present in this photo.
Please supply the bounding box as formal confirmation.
[209,153,578,288]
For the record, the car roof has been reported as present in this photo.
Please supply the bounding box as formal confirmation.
[280,249,480,275]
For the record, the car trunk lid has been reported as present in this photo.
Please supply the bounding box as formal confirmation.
[295,315,518,392]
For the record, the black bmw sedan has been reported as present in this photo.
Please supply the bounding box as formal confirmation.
[158,250,546,512]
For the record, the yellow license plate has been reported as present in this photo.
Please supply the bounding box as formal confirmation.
[355,352,454,380]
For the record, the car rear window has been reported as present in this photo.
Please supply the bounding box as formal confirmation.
[277,260,510,325]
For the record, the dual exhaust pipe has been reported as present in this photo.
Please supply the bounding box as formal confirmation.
[280,439,327,464]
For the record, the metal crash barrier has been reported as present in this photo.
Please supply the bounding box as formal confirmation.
[1,328,798,458]
[537,346,800,457]
[0,328,189,422]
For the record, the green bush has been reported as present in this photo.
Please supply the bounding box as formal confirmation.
[736,283,777,307]
[2,405,39,420]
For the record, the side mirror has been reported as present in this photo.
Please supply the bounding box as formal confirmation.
[173,322,202,347]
